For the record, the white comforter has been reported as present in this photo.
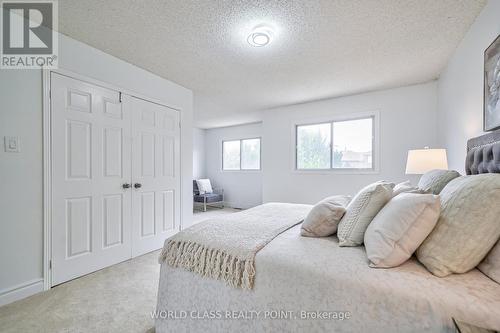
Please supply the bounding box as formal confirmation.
[156,224,500,333]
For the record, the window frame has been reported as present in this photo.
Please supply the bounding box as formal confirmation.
[292,111,379,174]
[222,137,262,171]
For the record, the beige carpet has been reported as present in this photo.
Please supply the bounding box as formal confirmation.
[0,251,160,333]
[0,208,239,333]
[193,207,240,224]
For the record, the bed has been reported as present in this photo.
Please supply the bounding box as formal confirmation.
[155,131,500,333]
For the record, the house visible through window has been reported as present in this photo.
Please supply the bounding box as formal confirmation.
[223,138,261,170]
[296,116,374,170]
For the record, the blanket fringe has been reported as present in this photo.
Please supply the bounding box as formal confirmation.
[159,240,256,290]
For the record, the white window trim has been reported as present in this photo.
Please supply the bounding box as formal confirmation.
[290,110,380,175]
[221,137,262,172]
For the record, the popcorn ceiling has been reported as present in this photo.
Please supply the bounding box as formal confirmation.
[59,0,486,128]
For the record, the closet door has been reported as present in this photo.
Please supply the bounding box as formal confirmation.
[127,96,181,257]
[51,73,132,285]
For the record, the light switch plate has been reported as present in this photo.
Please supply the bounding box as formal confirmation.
[4,136,20,153]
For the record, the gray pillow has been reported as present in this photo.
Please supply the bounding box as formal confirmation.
[417,169,460,194]
[337,181,394,247]
[416,174,500,277]
[300,195,351,237]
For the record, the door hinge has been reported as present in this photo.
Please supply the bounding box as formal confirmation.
[49,260,52,269]
[119,92,122,103]
[179,121,181,129]
[48,89,51,100]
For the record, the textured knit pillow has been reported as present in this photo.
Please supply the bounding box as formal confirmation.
[337,181,394,247]
[478,240,500,284]
[416,174,500,277]
[417,169,460,194]
[301,195,351,237]
[364,193,440,268]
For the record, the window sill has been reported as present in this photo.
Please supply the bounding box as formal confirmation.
[221,169,262,173]
[291,169,379,175]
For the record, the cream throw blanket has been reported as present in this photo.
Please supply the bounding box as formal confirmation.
[158,203,312,290]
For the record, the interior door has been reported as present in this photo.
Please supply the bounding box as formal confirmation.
[51,73,132,285]
[127,95,181,257]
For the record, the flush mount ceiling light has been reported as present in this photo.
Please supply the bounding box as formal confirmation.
[247,25,273,47]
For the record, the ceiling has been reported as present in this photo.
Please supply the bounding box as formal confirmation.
[58,0,486,128]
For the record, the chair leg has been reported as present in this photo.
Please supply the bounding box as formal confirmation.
[204,198,207,212]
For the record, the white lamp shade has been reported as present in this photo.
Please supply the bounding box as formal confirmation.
[405,149,448,174]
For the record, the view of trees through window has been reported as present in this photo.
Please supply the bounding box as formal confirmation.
[296,117,373,170]
[296,123,331,169]
[223,138,261,170]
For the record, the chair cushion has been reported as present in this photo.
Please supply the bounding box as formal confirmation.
[194,193,223,203]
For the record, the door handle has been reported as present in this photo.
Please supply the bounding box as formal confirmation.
[122,183,131,189]
[134,183,142,189]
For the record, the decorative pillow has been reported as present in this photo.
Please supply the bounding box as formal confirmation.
[417,169,460,194]
[478,240,500,284]
[196,179,213,194]
[364,193,440,268]
[416,174,500,277]
[337,181,395,247]
[393,180,425,196]
[301,195,351,237]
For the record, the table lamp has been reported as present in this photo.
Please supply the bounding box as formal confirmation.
[405,147,448,174]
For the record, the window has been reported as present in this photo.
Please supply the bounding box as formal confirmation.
[223,138,261,170]
[296,116,374,170]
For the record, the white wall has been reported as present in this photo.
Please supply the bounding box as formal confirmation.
[437,0,500,171]
[193,128,206,179]
[0,33,193,305]
[205,123,263,209]
[0,70,44,303]
[262,82,438,204]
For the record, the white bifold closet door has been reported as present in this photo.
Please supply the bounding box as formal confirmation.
[51,73,180,286]
[126,95,180,257]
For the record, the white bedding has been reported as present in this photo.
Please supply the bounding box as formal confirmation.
[159,203,311,289]
[156,224,500,333]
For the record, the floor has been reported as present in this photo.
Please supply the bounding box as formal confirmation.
[192,206,240,224]
[0,208,238,333]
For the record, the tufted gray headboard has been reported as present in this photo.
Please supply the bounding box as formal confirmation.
[466,129,500,175]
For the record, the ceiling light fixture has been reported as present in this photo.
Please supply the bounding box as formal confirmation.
[247,25,273,47]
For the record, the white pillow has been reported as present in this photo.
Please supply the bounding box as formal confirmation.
[393,180,424,197]
[196,179,213,194]
[337,181,395,247]
[300,195,351,237]
[364,193,440,268]
[417,174,500,277]
[478,240,500,284]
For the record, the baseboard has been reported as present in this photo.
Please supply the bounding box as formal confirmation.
[192,201,256,210]
[223,201,238,209]
[0,278,44,307]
